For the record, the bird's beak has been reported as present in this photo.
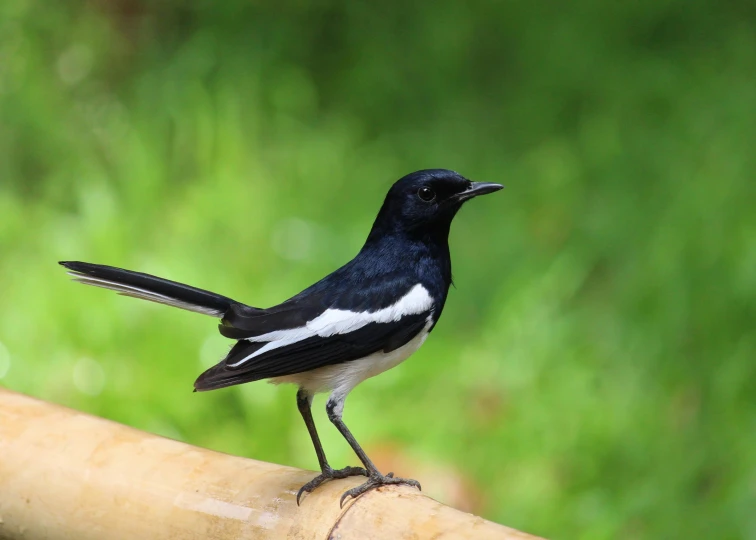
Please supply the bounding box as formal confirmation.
[455,182,504,202]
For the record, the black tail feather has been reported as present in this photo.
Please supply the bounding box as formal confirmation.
[59,261,247,317]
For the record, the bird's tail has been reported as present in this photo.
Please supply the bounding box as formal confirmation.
[59,261,239,317]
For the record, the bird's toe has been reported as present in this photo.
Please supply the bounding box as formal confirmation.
[296,465,368,505]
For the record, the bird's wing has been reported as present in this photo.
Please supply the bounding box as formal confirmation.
[217,269,430,339]
[195,282,435,391]
[194,311,430,391]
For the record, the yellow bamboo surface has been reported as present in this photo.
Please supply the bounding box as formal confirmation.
[0,388,542,539]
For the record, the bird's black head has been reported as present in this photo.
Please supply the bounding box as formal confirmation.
[367,169,502,242]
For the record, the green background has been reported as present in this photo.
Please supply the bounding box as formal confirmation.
[1,1,755,538]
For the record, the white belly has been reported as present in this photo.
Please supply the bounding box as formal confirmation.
[269,322,431,395]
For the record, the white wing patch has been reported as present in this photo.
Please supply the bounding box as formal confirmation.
[227,283,433,367]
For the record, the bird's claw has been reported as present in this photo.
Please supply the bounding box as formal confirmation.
[339,472,421,507]
[296,465,368,505]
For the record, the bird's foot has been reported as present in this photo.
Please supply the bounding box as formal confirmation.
[296,465,368,505]
[339,472,421,507]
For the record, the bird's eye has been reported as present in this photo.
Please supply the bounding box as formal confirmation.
[417,186,436,202]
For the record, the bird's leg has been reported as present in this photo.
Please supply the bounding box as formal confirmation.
[326,395,421,507]
[295,388,367,505]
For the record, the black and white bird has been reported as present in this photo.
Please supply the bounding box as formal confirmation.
[60,169,502,505]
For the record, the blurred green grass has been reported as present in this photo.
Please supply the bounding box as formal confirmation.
[1,1,755,538]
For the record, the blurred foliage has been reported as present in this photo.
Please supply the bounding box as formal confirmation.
[1,1,756,538]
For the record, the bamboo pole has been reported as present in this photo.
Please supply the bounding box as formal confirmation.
[0,388,541,539]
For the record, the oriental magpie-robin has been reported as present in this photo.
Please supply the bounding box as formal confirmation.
[59,169,502,505]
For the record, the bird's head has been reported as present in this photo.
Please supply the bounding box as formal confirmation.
[368,169,502,241]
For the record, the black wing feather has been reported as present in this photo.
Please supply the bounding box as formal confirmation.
[218,270,423,337]
[221,302,323,334]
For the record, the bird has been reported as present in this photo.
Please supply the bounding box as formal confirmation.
[59,169,502,506]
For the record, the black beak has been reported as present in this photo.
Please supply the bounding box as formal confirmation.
[455,182,504,202]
